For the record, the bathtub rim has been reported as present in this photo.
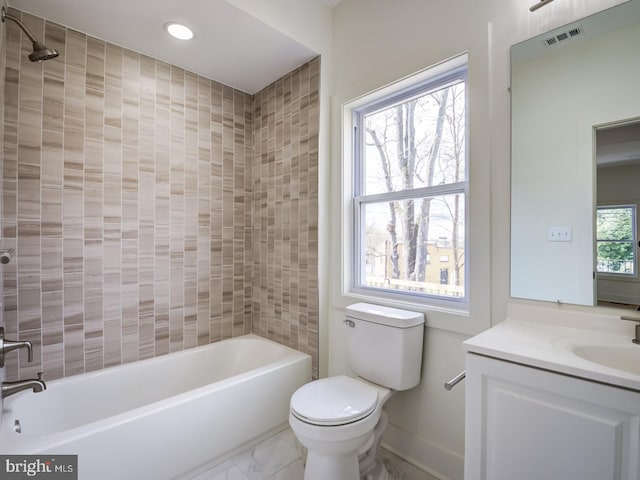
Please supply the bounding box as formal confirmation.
[6,333,300,393]
[0,334,311,455]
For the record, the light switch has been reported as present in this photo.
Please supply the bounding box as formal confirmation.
[547,226,572,242]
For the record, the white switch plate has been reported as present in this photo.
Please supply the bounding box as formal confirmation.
[548,226,572,242]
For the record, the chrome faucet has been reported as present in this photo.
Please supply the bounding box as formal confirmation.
[1,372,46,398]
[0,326,33,367]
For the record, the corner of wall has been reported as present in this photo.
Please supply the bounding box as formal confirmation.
[0,0,7,418]
[383,424,464,480]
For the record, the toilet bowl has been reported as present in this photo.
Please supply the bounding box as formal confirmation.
[289,303,425,480]
[289,375,393,480]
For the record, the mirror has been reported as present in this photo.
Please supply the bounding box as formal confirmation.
[510,0,640,307]
[595,120,640,308]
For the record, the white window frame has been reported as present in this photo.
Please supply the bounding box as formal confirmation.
[596,204,638,278]
[345,57,470,311]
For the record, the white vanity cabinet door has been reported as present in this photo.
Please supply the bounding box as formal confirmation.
[464,353,640,480]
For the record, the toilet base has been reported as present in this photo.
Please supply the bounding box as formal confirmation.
[301,410,391,480]
[303,454,389,480]
[291,386,396,480]
[303,451,361,480]
[359,409,389,480]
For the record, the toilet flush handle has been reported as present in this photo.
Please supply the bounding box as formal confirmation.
[343,319,355,328]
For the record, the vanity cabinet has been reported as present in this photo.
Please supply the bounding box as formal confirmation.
[465,353,640,480]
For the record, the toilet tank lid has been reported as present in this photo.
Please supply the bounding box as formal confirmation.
[345,303,424,328]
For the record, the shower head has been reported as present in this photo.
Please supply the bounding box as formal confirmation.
[29,41,59,62]
[1,7,59,62]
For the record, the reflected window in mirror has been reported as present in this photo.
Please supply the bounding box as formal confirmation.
[596,205,637,276]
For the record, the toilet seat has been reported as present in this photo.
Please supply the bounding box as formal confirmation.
[290,376,379,426]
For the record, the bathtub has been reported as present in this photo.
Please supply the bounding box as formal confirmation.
[0,334,311,480]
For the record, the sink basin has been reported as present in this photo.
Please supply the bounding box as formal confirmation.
[573,344,640,375]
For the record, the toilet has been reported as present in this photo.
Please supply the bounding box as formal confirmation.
[289,302,424,480]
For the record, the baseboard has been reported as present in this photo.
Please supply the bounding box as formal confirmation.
[382,424,464,480]
[597,293,639,306]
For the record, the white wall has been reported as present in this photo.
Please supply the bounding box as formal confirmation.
[329,1,493,478]
[510,48,594,305]
[329,1,627,479]
[228,1,634,479]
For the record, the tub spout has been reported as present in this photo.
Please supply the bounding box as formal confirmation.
[1,372,46,399]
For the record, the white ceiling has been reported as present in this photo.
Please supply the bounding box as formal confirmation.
[597,121,640,168]
[8,0,321,94]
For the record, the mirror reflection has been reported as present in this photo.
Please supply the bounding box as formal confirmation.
[510,0,640,307]
[596,120,640,309]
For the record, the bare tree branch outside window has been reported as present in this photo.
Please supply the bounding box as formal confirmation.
[357,73,467,299]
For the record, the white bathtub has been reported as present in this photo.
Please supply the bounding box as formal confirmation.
[0,334,311,480]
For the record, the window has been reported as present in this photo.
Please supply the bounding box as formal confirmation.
[596,205,637,276]
[353,63,468,303]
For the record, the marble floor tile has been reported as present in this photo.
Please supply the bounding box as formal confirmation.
[264,458,305,480]
[191,460,249,480]
[232,428,304,479]
[192,428,438,480]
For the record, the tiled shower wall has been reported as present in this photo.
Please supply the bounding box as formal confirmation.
[252,62,319,375]
[1,10,319,381]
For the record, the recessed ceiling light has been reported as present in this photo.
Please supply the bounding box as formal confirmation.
[164,22,194,40]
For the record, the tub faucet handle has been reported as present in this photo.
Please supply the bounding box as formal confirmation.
[0,327,33,367]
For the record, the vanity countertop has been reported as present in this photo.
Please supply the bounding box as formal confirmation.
[463,315,640,391]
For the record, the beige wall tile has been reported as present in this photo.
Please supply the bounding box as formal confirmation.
[252,57,320,377]
[1,10,319,382]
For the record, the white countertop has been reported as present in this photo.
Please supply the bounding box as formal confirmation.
[463,315,640,391]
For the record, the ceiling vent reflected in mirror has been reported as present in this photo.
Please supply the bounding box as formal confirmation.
[543,25,584,47]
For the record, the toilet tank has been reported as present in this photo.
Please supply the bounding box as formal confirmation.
[345,303,424,391]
